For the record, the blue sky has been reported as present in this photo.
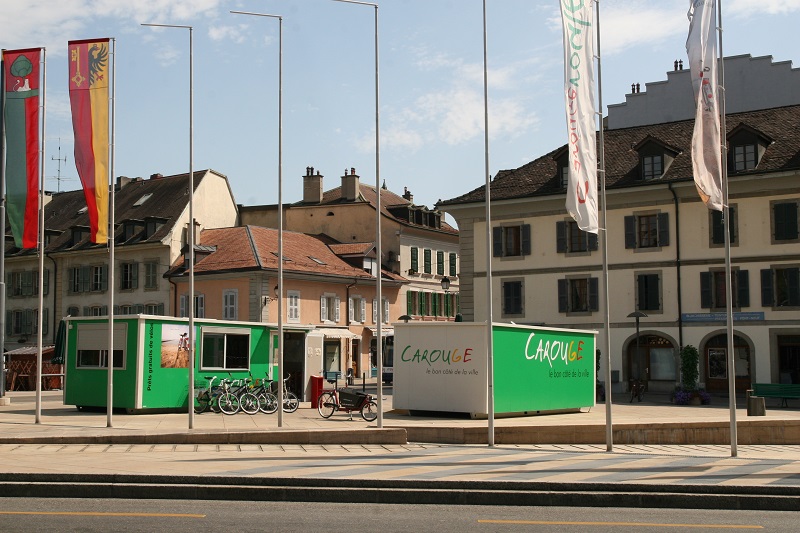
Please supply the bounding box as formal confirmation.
[4,1,800,226]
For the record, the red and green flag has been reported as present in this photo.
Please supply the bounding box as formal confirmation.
[2,48,42,249]
[68,38,110,244]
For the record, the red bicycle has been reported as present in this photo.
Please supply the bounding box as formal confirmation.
[317,386,377,421]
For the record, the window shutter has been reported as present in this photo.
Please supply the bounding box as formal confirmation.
[83,306,91,317]
[157,303,165,315]
[775,202,799,240]
[334,296,340,322]
[789,268,800,306]
[556,221,567,253]
[383,298,389,324]
[432,293,439,317]
[624,216,636,249]
[348,298,355,322]
[737,270,750,308]
[180,295,187,318]
[760,269,774,307]
[68,268,75,293]
[521,224,531,255]
[588,232,598,251]
[711,210,725,244]
[492,227,503,257]
[657,213,670,246]
[113,305,120,315]
[361,298,367,322]
[131,262,139,289]
[101,265,109,291]
[728,206,737,244]
[406,291,414,314]
[557,279,568,313]
[134,304,144,314]
[42,311,48,336]
[101,305,108,316]
[449,253,457,276]
[373,298,378,323]
[22,271,33,296]
[437,251,444,275]
[410,247,418,272]
[700,272,712,308]
[24,309,34,334]
[320,296,327,322]
[637,274,646,310]
[423,249,432,274]
[43,269,50,296]
[5,311,11,335]
[589,277,599,311]
[80,266,91,292]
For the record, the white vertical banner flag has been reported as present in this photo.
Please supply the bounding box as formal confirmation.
[686,0,723,211]
[560,0,598,234]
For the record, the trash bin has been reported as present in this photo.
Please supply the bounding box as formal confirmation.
[310,375,325,409]
[746,389,766,416]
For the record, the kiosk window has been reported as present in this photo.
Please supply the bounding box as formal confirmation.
[201,331,249,370]
[77,349,123,368]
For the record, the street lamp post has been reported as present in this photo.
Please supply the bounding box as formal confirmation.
[230,10,284,428]
[331,0,382,427]
[141,22,194,429]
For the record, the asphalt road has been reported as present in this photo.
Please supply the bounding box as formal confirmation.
[0,498,795,532]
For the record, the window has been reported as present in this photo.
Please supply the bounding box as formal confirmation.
[710,206,737,246]
[732,144,756,172]
[145,303,164,315]
[642,154,663,180]
[120,262,138,290]
[761,267,800,308]
[75,323,126,369]
[372,298,390,324]
[195,294,205,318]
[91,265,108,292]
[67,306,80,317]
[120,305,133,315]
[320,294,340,323]
[436,250,444,276]
[625,213,669,250]
[449,252,457,277]
[144,261,159,289]
[556,220,598,254]
[410,247,419,273]
[200,328,249,370]
[223,290,238,320]
[558,277,599,314]
[636,272,662,312]
[502,280,524,316]
[492,224,531,257]
[560,164,569,189]
[701,269,749,309]
[69,266,95,293]
[423,249,432,274]
[349,296,366,323]
[287,290,300,322]
[772,200,799,243]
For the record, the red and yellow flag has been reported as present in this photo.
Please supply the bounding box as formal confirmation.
[3,48,42,249]
[68,38,110,244]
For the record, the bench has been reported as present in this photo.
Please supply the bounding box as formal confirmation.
[752,383,800,408]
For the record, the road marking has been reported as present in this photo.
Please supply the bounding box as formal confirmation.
[0,511,205,518]
[478,520,762,529]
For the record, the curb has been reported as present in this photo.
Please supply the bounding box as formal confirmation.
[1,474,798,511]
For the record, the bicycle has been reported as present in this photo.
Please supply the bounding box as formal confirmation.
[194,376,228,414]
[317,385,377,422]
[629,378,645,403]
[217,374,261,415]
[249,373,279,414]
[267,374,299,413]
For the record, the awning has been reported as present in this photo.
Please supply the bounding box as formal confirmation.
[367,327,394,336]
[310,328,362,340]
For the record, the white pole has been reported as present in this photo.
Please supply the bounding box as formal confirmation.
[107,38,116,428]
[716,0,737,458]
[141,23,194,429]
[482,0,495,447]
[35,48,46,424]
[332,0,381,427]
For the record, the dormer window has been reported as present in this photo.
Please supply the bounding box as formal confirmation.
[727,123,770,174]
[642,155,663,180]
[560,164,569,189]
[732,143,756,172]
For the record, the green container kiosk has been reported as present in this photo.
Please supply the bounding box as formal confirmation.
[63,315,276,411]
[393,322,597,417]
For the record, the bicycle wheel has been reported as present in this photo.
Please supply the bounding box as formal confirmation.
[259,392,279,414]
[218,392,240,415]
[239,392,260,415]
[283,392,299,413]
[317,392,336,418]
[194,392,210,414]
[360,399,378,422]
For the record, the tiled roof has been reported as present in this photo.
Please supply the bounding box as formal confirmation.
[441,104,800,206]
[5,170,219,255]
[328,242,374,256]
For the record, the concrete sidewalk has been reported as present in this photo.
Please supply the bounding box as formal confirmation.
[1,390,800,509]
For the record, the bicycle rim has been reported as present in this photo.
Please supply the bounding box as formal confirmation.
[317,392,336,418]
[361,400,378,422]
[218,393,240,415]
[259,392,279,414]
[240,393,260,415]
[283,392,299,413]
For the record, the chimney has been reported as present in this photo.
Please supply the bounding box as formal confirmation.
[150,173,163,180]
[402,186,413,203]
[116,176,134,190]
[341,167,360,201]
[303,166,323,204]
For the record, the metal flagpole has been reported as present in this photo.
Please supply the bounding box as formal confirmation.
[596,0,614,452]
[0,51,7,403]
[232,10,283,426]
[716,0,737,458]
[482,0,495,446]
[35,48,46,424]
[107,38,116,428]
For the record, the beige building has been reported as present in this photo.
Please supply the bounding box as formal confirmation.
[240,166,461,322]
[441,55,800,396]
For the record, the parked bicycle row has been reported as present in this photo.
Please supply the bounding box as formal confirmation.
[194,373,299,415]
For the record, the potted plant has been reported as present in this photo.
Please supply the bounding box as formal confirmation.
[672,345,711,405]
